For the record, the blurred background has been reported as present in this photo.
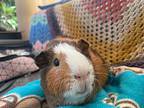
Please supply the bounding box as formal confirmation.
[0,0,56,39]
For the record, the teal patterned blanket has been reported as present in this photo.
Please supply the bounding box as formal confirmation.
[0,70,144,108]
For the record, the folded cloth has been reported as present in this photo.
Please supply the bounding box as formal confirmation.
[0,70,144,108]
[0,56,38,82]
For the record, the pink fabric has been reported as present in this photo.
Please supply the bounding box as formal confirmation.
[33,40,49,51]
[0,57,38,82]
[81,0,133,22]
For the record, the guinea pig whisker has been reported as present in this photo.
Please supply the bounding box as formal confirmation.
[95,73,108,79]
[58,76,73,91]
[93,64,111,66]
[62,79,71,88]
[48,75,71,93]
[95,73,108,75]
[94,78,103,90]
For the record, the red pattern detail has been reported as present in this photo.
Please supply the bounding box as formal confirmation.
[81,0,134,22]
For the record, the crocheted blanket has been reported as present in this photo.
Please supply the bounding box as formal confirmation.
[29,0,144,65]
[0,70,144,108]
[54,0,144,64]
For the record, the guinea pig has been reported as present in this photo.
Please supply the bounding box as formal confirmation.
[35,37,109,108]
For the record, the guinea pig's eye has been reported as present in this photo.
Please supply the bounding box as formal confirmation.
[53,58,60,66]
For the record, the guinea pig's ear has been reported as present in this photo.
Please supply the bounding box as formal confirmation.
[34,51,53,69]
[78,39,89,56]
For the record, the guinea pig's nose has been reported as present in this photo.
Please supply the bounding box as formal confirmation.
[74,75,81,80]
[74,72,89,80]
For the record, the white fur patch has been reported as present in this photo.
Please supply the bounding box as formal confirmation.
[54,43,95,104]
[54,43,93,74]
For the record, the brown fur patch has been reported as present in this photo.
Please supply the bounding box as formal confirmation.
[41,53,72,107]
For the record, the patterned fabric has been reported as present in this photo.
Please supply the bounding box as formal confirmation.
[29,8,61,45]
[0,72,40,96]
[114,58,144,68]
[0,80,45,108]
[54,0,144,64]
[0,70,144,108]
[0,41,40,94]
[0,52,38,82]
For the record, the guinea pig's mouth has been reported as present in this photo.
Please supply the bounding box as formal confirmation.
[76,84,87,95]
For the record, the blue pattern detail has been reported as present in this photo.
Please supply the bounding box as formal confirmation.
[29,14,54,44]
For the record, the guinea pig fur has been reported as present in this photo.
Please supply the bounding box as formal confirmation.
[35,37,109,108]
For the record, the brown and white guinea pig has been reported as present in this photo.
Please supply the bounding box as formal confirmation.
[34,37,109,108]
